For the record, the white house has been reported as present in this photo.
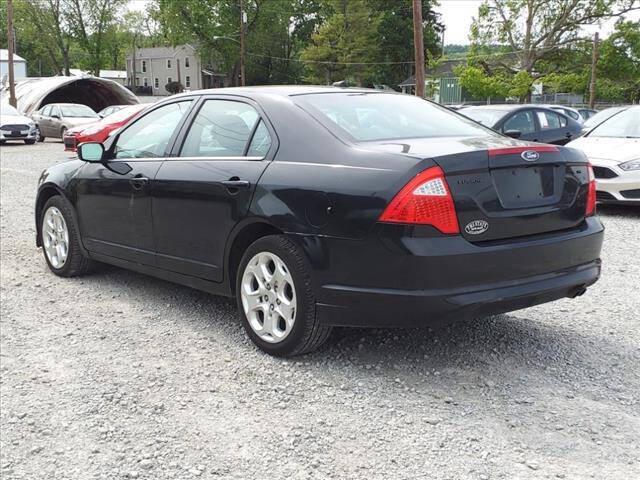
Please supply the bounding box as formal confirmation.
[0,49,27,78]
[125,44,225,95]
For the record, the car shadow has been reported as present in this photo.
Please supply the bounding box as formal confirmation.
[80,263,638,393]
[597,204,640,218]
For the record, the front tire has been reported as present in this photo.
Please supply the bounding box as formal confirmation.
[25,139,36,145]
[236,235,331,356]
[40,196,93,277]
[60,127,67,140]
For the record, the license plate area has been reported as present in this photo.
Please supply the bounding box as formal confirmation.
[491,165,558,208]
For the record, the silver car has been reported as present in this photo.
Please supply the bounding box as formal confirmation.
[0,103,39,144]
[31,103,99,141]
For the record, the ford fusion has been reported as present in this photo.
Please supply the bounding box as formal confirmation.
[35,87,603,356]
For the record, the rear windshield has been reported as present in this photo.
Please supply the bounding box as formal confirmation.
[60,105,98,118]
[459,108,507,127]
[589,107,639,138]
[295,92,495,141]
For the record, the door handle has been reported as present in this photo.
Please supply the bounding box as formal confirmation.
[565,132,573,138]
[129,176,149,190]
[222,179,250,189]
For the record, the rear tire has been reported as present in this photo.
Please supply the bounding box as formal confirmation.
[40,195,94,277]
[236,235,331,356]
[60,127,67,140]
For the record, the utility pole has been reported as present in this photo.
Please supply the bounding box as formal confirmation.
[412,0,425,98]
[441,25,446,58]
[6,0,17,107]
[588,32,600,109]
[239,0,246,87]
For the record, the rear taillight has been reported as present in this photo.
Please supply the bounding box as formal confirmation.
[379,166,459,233]
[586,163,596,216]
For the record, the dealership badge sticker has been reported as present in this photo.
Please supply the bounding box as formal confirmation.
[521,150,540,162]
[465,220,489,235]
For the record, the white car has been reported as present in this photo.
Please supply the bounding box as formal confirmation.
[567,105,640,205]
[0,103,39,145]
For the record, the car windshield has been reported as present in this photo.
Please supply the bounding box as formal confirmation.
[103,104,147,123]
[296,93,496,141]
[1,104,21,116]
[60,105,98,118]
[583,107,626,129]
[458,108,507,127]
[588,107,639,138]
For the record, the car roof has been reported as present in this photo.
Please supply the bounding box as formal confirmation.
[173,85,385,99]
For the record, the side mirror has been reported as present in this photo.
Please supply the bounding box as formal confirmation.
[51,114,60,119]
[78,142,104,163]
[504,129,522,139]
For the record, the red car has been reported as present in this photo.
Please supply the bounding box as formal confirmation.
[64,104,149,152]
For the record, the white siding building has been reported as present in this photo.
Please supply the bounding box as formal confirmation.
[0,49,27,78]
[125,45,224,95]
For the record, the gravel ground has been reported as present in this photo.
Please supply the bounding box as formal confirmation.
[1,141,639,480]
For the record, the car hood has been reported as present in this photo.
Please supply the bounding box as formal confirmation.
[362,135,524,158]
[67,122,100,135]
[0,114,33,125]
[63,117,100,128]
[567,136,640,163]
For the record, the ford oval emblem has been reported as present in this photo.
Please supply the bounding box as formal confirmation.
[521,150,540,162]
[465,220,489,235]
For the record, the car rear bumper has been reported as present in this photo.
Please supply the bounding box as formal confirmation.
[291,217,604,328]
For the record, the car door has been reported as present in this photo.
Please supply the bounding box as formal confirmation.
[75,99,194,265]
[49,105,63,136]
[500,109,538,142]
[37,105,52,136]
[152,96,276,281]
[534,109,572,145]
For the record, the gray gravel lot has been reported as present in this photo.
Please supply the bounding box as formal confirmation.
[1,140,639,480]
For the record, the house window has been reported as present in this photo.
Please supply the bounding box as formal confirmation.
[167,59,172,69]
[143,77,148,87]
[142,60,147,73]
[154,78,159,89]
[185,57,190,68]
[185,76,191,88]
[135,77,139,86]
[167,77,172,86]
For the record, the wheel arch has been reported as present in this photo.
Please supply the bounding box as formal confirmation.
[225,219,283,295]
[35,184,85,255]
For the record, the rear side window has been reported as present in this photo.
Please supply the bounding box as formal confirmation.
[536,110,562,130]
[180,100,261,157]
[503,110,535,134]
[247,120,272,157]
[296,93,495,141]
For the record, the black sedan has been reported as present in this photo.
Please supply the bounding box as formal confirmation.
[460,105,583,145]
[35,87,603,356]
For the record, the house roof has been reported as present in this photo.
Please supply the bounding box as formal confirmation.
[0,49,26,62]
[126,44,196,60]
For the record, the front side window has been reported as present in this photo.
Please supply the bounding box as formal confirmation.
[180,100,261,157]
[297,93,496,141]
[50,106,61,118]
[502,110,535,134]
[114,101,192,159]
[41,105,52,116]
[536,110,561,130]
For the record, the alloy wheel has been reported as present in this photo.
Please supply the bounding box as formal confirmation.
[42,206,69,269]
[241,251,297,343]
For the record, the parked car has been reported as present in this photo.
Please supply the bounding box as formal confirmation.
[581,106,630,134]
[64,104,149,152]
[567,105,639,205]
[459,105,583,145]
[35,87,603,356]
[0,103,39,144]
[578,108,598,120]
[97,105,128,118]
[544,105,585,123]
[32,103,100,141]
